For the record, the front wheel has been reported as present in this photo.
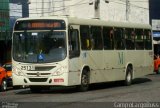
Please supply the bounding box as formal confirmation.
[0,79,7,92]
[124,67,133,86]
[77,70,90,92]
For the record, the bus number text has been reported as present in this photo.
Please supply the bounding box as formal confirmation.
[21,66,35,71]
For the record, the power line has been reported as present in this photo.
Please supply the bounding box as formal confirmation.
[9,0,89,15]
[109,0,149,10]
[7,0,149,11]
[6,0,149,16]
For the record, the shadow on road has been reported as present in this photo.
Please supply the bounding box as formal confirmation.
[132,77,152,85]
[15,86,77,95]
[15,77,152,95]
[89,77,152,91]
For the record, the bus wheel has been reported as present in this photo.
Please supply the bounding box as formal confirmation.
[0,79,7,92]
[77,70,89,92]
[125,67,132,86]
[30,86,41,93]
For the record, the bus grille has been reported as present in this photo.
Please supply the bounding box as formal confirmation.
[27,73,51,76]
[29,78,48,82]
[29,66,56,71]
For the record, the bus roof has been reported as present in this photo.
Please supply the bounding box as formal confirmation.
[67,17,151,29]
[16,16,151,29]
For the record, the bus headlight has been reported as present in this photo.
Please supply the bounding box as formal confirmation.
[52,67,64,76]
[13,68,24,76]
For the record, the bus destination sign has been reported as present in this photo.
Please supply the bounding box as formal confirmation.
[28,22,61,28]
[15,20,65,30]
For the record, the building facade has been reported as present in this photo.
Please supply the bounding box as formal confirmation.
[149,0,160,38]
[0,0,10,39]
[149,0,160,23]
[28,0,149,24]
[149,0,160,55]
[0,0,10,64]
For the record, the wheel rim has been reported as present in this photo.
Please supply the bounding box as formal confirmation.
[82,74,88,87]
[2,80,7,91]
[127,72,131,83]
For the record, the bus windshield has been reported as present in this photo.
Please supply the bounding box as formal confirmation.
[13,31,66,63]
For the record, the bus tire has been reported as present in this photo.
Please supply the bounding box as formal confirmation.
[124,67,133,86]
[77,69,90,92]
[0,79,7,92]
[30,86,41,93]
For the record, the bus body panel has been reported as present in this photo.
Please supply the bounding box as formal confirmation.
[12,59,70,86]
[12,16,153,88]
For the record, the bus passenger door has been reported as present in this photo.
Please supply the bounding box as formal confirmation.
[68,25,81,85]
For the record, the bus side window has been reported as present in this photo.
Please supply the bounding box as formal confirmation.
[135,29,144,50]
[114,28,125,50]
[144,29,152,50]
[80,25,91,50]
[103,27,114,50]
[69,29,80,58]
[110,29,114,49]
[90,26,103,50]
[125,28,135,50]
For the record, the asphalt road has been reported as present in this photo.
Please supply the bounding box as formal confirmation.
[0,73,160,108]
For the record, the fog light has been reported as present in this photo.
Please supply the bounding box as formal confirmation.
[24,79,27,83]
[49,79,52,83]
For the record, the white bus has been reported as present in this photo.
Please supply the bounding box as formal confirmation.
[12,16,153,92]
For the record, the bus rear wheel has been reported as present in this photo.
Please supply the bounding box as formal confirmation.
[124,67,133,86]
[77,70,90,92]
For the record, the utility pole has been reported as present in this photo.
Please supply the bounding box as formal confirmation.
[89,0,109,19]
[20,0,29,17]
[63,0,65,15]
[49,0,51,15]
[42,0,44,16]
[94,0,100,19]
[126,0,130,21]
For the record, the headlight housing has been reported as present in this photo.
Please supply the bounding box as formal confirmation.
[52,67,64,76]
[12,67,24,76]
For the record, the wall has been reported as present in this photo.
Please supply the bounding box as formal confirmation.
[0,0,10,64]
[149,0,160,23]
[28,0,149,24]
[0,0,9,32]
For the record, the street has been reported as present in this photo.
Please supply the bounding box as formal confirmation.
[0,73,160,108]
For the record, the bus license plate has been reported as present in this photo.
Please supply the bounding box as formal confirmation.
[21,65,35,71]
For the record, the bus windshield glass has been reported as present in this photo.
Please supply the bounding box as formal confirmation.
[13,31,66,63]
